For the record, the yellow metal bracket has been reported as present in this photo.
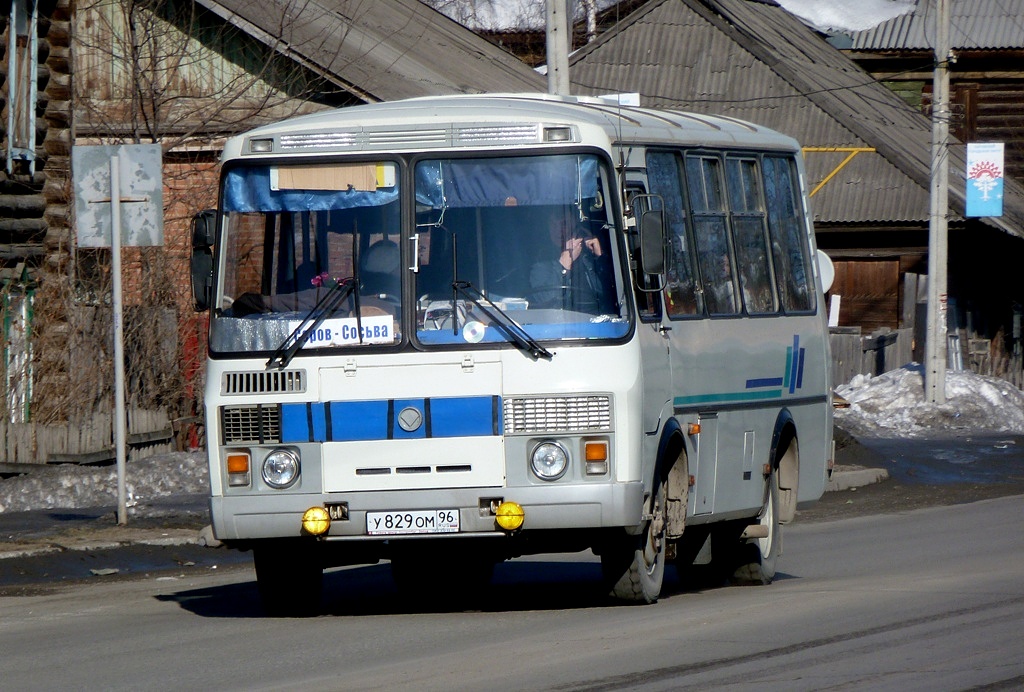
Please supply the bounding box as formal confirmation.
[802,147,876,197]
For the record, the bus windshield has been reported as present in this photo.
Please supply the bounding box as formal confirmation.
[209,153,630,356]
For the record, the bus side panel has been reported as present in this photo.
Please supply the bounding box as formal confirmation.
[668,313,830,518]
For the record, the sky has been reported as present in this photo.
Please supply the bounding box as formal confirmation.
[1,364,1022,513]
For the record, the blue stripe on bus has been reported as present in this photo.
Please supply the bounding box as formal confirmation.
[330,400,391,441]
[281,403,313,442]
[279,396,500,443]
[746,377,784,388]
[430,396,500,437]
[681,334,814,407]
[674,390,783,406]
[786,335,796,393]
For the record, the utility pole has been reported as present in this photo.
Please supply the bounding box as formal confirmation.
[925,0,951,404]
[546,0,570,95]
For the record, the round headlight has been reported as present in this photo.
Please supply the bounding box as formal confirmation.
[531,441,569,480]
[262,449,300,488]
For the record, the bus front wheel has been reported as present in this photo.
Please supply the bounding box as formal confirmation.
[253,540,324,617]
[601,477,667,604]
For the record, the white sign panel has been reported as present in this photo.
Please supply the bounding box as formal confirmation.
[72,144,164,247]
[965,142,1004,218]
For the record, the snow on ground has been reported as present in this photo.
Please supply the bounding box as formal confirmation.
[0,452,208,515]
[835,364,1024,439]
[2,366,1022,512]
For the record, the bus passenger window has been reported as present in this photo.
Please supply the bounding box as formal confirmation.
[686,155,739,316]
[645,151,702,318]
[694,219,737,315]
[764,156,815,312]
[727,157,777,314]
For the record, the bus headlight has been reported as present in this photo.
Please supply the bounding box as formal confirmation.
[531,441,569,480]
[262,449,300,488]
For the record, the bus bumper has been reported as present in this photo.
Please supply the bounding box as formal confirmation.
[210,481,645,542]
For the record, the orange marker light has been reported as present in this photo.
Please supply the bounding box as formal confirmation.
[585,441,608,461]
[227,453,250,473]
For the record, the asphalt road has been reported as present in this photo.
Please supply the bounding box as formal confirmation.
[3,429,1024,592]
[1,491,1022,690]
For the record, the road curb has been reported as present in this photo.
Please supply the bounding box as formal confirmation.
[826,466,890,492]
[0,528,202,561]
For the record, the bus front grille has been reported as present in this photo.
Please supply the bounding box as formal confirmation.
[221,405,281,444]
[222,370,306,395]
[503,395,612,434]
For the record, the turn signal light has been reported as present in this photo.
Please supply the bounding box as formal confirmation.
[226,452,251,487]
[584,440,609,475]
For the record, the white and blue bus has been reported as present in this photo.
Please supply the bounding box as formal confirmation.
[191,93,834,614]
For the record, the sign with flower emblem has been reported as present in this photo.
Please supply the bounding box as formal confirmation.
[966,142,1004,217]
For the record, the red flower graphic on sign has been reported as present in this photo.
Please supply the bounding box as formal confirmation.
[969,160,1002,201]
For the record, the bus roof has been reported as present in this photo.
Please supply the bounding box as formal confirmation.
[225,93,802,160]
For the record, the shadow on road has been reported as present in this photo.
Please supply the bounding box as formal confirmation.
[156,557,793,619]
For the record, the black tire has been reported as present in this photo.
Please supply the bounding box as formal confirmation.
[732,466,781,585]
[253,540,324,617]
[602,477,667,604]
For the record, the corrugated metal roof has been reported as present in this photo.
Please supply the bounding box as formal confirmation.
[195,0,545,102]
[568,0,1024,237]
[850,0,1024,51]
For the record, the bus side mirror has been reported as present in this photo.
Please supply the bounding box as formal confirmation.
[190,209,217,312]
[639,208,665,275]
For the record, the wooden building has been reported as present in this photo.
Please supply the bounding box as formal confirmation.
[840,0,1024,185]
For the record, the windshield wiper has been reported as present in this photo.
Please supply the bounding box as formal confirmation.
[267,279,358,370]
[451,280,553,360]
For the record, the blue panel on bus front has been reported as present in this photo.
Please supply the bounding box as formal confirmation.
[279,396,502,442]
[329,400,391,441]
[280,403,323,442]
[429,396,501,437]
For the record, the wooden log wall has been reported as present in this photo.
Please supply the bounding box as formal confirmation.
[0,0,71,274]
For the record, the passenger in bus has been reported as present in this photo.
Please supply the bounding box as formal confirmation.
[360,239,401,300]
[530,213,611,313]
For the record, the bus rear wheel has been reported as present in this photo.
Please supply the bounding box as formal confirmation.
[731,465,781,585]
[253,540,324,617]
[602,478,667,604]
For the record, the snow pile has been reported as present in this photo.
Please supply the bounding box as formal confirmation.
[0,452,208,514]
[835,365,1024,438]
[776,0,916,32]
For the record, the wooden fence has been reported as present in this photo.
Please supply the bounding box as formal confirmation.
[830,325,1024,388]
[0,407,175,465]
[829,327,915,386]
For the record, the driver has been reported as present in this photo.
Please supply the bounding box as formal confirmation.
[529,212,610,312]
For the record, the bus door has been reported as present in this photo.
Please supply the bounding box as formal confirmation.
[627,185,672,462]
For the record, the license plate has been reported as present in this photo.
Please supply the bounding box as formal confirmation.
[365,509,460,536]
